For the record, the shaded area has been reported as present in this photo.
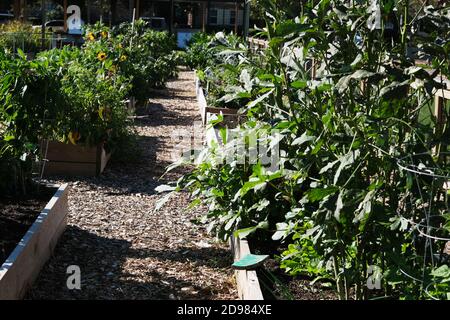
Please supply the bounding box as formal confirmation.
[28,71,237,300]
[0,187,55,265]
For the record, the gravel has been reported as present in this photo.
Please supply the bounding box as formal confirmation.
[27,70,238,300]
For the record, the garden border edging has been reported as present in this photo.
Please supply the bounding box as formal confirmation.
[230,235,264,300]
[0,183,69,300]
[40,140,111,176]
[195,75,240,126]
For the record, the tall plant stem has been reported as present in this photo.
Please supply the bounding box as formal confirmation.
[401,0,410,57]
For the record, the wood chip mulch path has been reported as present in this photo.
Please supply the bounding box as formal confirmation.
[27,71,238,300]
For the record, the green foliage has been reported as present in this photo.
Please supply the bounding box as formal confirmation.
[184,32,217,70]
[188,32,259,109]
[0,21,49,54]
[0,49,63,195]
[170,0,450,299]
[36,46,131,148]
[86,20,179,103]
[0,20,179,196]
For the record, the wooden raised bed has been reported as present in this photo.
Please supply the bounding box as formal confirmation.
[230,235,264,300]
[0,184,69,300]
[248,37,269,53]
[195,80,241,127]
[40,140,111,177]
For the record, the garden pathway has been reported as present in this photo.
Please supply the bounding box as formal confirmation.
[28,70,237,300]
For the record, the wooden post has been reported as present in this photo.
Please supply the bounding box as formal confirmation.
[41,0,46,49]
[243,0,250,39]
[63,0,68,32]
[434,90,449,132]
[434,88,449,155]
[169,0,174,34]
[234,1,238,34]
[136,0,140,18]
[311,58,317,79]
[201,2,206,32]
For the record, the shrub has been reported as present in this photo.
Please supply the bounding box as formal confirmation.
[85,21,178,104]
[0,21,49,54]
[168,0,450,299]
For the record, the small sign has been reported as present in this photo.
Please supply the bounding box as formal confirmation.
[232,254,269,270]
[67,5,83,35]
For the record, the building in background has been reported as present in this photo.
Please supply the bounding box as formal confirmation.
[1,1,249,41]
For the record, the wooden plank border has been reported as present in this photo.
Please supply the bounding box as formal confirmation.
[433,88,450,134]
[230,235,264,300]
[197,85,208,125]
[195,76,241,126]
[40,140,111,176]
[0,184,69,300]
[248,37,268,53]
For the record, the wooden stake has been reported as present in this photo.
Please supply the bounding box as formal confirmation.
[201,2,206,32]
[234,1,238,34]
[63,0,68,32]
[136,0,140,18]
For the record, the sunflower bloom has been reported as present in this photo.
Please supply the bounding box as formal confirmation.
[87,32,95,41]
[101,31,108,39]
[68,131,81,145]
[97,52,107,61]
[120,55,127,62]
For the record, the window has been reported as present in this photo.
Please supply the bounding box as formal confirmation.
[209,8,217,25]
[230,10,236,25]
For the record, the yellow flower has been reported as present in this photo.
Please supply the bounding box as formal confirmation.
[97,52,107,61]
[68,131,81,145]
[87,32,95,41]
[101,31,108,39]
[120,55,127,62]
[118,43,123,49]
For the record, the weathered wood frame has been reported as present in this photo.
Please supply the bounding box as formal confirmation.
[434,88,449,131]
[40,140,111,177]
[0,184,69,300]
[230,235,264,300]
[195,76,240,126]
[248,37,268,53]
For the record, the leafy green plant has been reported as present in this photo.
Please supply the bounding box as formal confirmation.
[87,20,179,104]
[190,32,260,110]
[0,49,63,195]
[167,0,450,300]
[184,32,217,70]
[0,21,49,55]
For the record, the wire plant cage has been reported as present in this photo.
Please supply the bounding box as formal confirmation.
[0,31,67,55]
[397,151,450,299]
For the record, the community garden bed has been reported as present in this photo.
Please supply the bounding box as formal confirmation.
[1,0,450,302]
[0,184,69,300]
[40,140,111,177]
[195,76,241,127]
[167,1,450,301]
[230,236,264,300]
